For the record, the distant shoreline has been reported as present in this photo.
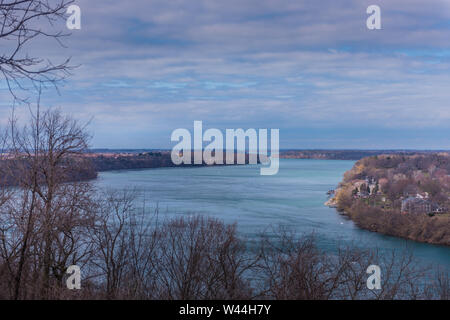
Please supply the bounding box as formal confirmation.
[88,149,450,162]
[88,149,450,174]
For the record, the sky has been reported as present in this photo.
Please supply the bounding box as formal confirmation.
[1,0,450,149]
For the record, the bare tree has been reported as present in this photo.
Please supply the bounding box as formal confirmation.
[0,105,94,299]
[431,269,449,300]
[0,0,74,101]
[153,216,255,300]
[255,229,442,300]
[91,189,138,299]
[257,231,335,300]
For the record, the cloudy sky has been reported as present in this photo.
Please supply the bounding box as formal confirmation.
[2,0,450,149]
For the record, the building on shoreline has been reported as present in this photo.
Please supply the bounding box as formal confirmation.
[401,197,444,215]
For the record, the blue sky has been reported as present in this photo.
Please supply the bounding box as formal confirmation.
[1,0,450,149]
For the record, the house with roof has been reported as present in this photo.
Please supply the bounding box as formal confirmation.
[401,197,442,215]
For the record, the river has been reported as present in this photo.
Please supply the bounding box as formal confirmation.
[95,159,450,270]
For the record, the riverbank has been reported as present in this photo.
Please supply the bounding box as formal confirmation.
[326,154,450,246]
[326,197,450,246]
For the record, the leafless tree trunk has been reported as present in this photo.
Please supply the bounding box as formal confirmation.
[91,189,137,299]
[0,105,93,299]
[153,216,255,300]
[256,229,440,300]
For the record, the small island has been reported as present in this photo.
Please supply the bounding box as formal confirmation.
[327,153,450,246]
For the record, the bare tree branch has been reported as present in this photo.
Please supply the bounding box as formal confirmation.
[0,0,75,102]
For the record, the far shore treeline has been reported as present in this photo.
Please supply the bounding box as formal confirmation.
[2,149,448,187]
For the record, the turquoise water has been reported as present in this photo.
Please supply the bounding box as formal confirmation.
[95,159,450,270]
